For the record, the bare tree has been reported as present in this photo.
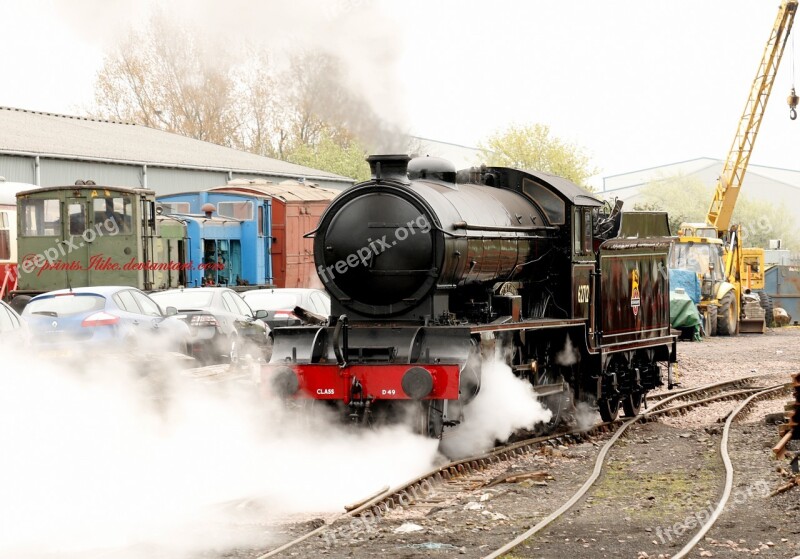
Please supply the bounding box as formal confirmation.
[92,16,401,179]
[94,12,241,146]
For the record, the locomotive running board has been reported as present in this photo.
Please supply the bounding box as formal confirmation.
[469,318,585,333]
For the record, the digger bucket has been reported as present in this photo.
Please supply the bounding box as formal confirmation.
[739,317,766,334]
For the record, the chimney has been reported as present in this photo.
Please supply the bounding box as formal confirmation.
[367,154,411,184]
[201,203,215,218]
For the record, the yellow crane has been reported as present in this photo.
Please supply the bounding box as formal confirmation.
[673,0,797,335]
[707,0,797,231]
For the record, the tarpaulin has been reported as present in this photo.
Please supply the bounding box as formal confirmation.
[669,269,701,304]
[670,290,702,341]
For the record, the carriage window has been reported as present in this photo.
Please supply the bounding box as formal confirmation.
[21,199,61,236]
[258,205,265,236]
[160,202,190,214]
[217,201,253,221]
[0,212,9,260]
[93,197,133,234]
[68,203,86,236]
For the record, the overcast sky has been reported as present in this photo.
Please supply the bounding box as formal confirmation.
[3,0,799,185]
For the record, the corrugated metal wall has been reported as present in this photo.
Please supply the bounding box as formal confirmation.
[40,159,141,187]
[147,167,230,195]
[0,155,35,183]
[0,155,353,194]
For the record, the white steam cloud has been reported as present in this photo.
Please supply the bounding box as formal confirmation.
[0,345,438,558]
[440,360,552,459]
[555,335,579,366]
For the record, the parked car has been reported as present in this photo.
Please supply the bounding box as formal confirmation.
[21,286,190,356]
[241,288,331,328]
[149,287,271,365]
[0,299,29,348]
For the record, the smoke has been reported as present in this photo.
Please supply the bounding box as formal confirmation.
[573,400,599,432]
[555,335,579,366]
[57,0,410,153]
[0,345,438,558]
[440,360,552,459]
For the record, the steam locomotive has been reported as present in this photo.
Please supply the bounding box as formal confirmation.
[264,154,677,437]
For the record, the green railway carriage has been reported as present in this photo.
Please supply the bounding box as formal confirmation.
[14,183,185,295]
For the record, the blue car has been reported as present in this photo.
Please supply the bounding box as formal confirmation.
[21,286,190,356]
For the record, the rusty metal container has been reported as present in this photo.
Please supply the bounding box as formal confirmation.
[212,180,340,288]
[764,264,800,325]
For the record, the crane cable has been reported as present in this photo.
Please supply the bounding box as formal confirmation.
[790,29,799,119]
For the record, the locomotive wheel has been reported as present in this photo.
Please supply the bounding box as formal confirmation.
[716,292,738,336]
[598,397,620,423]
[622,391,643,417]
[413,400,444,439]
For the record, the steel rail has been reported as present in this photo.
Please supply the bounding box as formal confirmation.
[480,378,787,559]
[671,383,789,559]
[255,376,770,558]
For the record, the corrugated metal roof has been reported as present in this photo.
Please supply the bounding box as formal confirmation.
[0,106,353,184]
[210,179,341,202]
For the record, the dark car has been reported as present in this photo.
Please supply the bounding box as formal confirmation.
[21,286,190,356]
[0,299,29,348]
[241,288,331,329]
[149,287,271,365]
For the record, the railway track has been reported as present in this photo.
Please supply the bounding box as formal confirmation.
[482,381,790,558]
[253,374,788,558]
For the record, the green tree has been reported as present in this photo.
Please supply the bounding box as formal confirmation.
[633,173,799,248]
[286,128,371,182]
[479,123,597,188]
[631,174,709,234]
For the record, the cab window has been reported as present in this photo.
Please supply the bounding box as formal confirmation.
[93,197,133,234]
[573,208,593,256]
[21,199,61,236]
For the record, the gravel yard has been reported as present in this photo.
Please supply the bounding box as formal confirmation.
[220,327,800,559]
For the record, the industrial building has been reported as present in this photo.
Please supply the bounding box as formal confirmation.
[599,157,800,214]
[0,106,354,194]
